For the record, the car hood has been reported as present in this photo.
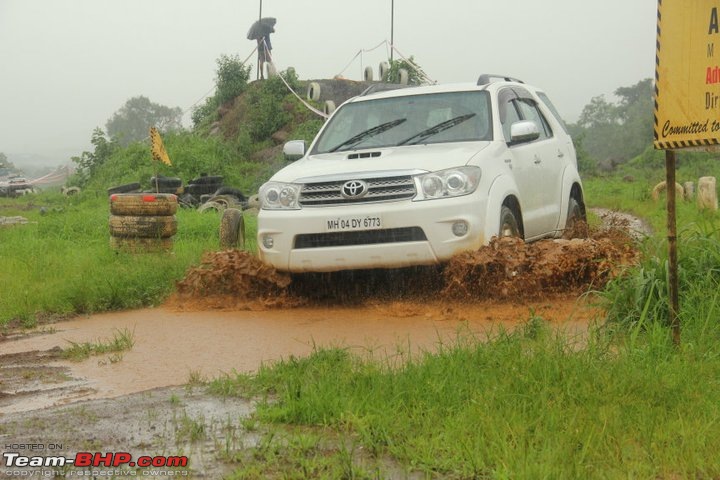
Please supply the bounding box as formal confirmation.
[269,142,491,183]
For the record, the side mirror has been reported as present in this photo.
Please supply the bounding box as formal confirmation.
[283,140,306,161]
[509,120,540,144]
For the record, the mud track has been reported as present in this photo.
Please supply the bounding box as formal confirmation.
[0,216,643,477]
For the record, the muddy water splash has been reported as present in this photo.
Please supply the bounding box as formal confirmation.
[173,227,639,308]
[443,234,639,300]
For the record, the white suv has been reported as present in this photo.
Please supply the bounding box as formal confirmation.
[257,75,585,272]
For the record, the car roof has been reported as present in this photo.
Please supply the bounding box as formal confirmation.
[349,80,541,103]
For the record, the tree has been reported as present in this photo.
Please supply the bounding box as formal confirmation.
[71,128,119,185]
[571,78,655,171]
[577,95,617,128]
[215,54,252,105]
[192,54,251,128]
[106,96,183,146]
[383,56,427,85]
[0,152,17,173]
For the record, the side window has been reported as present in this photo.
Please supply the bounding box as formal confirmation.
[500,97,522,142]
[515,98,552,139]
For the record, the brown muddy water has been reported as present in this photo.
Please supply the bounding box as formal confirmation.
[0,297,600,414]
[1,223,638,414]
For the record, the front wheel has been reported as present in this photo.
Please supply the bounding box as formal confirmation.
[499,206,521,238]
[562,197,587,239]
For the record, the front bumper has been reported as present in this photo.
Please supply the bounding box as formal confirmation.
[257,195,488,272]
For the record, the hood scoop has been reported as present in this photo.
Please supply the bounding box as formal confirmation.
[347,151,382,160]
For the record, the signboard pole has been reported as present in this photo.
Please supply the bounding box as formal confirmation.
[665,149,681,346]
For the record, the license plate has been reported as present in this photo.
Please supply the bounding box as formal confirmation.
[325,216,382,232]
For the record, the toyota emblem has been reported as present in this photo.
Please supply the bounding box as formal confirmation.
[341,180,368,199]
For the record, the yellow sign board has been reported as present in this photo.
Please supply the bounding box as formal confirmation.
[149,126,172,166]
[655,0,720,149]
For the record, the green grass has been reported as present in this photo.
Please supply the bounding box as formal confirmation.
[62,327,135,361]
[210,316,720,479]
[583,175,720,234]
[0,191,257,328]
[201,168,720,478]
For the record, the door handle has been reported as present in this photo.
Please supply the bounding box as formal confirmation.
[533,155,542,165]
[557,149,565,158]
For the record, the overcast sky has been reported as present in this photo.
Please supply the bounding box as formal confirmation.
[0,0,657,166]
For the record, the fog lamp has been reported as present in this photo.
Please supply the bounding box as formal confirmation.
[262,235,275,249]
[452,221,469,237]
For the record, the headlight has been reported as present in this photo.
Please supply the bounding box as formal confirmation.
[414,166,481,200]
[259,182,302,210]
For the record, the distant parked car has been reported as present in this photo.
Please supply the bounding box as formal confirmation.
[257,74,585,272]
[0,176,34,197]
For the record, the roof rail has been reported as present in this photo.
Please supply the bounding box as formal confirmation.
[476,74,524,86]
[360,83,416,96]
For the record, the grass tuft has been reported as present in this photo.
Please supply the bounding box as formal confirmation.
[62,327,135,361]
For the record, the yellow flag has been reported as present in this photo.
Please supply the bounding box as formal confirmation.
[149,127,172,166]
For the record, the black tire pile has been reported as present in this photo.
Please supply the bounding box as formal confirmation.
[106,175,247,212]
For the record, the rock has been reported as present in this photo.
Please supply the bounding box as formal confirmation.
[0,216,30,226]
[683,181,695,200]
[698,176,718,211]
[271,130,289,144]
[651,181,685,202]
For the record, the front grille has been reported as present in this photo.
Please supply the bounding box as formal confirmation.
[299,175,416,206]
[294,227,427,249]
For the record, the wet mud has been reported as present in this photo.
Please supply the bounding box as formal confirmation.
[174,223,639,309]
[1,223,639,414]
[0,222,639,477]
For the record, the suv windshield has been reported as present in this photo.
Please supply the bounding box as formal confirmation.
[312,91,492,154]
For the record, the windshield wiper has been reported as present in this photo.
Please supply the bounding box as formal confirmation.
[329,118,407,152]
[397,113,476,146]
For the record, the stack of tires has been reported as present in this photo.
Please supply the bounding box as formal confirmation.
[185,175,223,196]
[150,176,183,194]
[109,193,178,252]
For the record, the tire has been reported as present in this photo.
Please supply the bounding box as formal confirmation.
[364,66,374,82]
[179,193,199,208]
[107,182,141,195]
[562,197,587,239]
[189,175,223,185]
[379,61,390,79]
[185,183,222,196]
[323,100,336,115]
[151,186,183,194]
[109,215,177,238]
[150,176,182,189]
[110,193,178,216]
[307,82,321,101]
[207,194,242,209]
[213,186,247,201]
[197,201,225,213]
[499,206,521,238]
[219,208,245,249]
[398,68,409,85]
[110,236,173,253]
